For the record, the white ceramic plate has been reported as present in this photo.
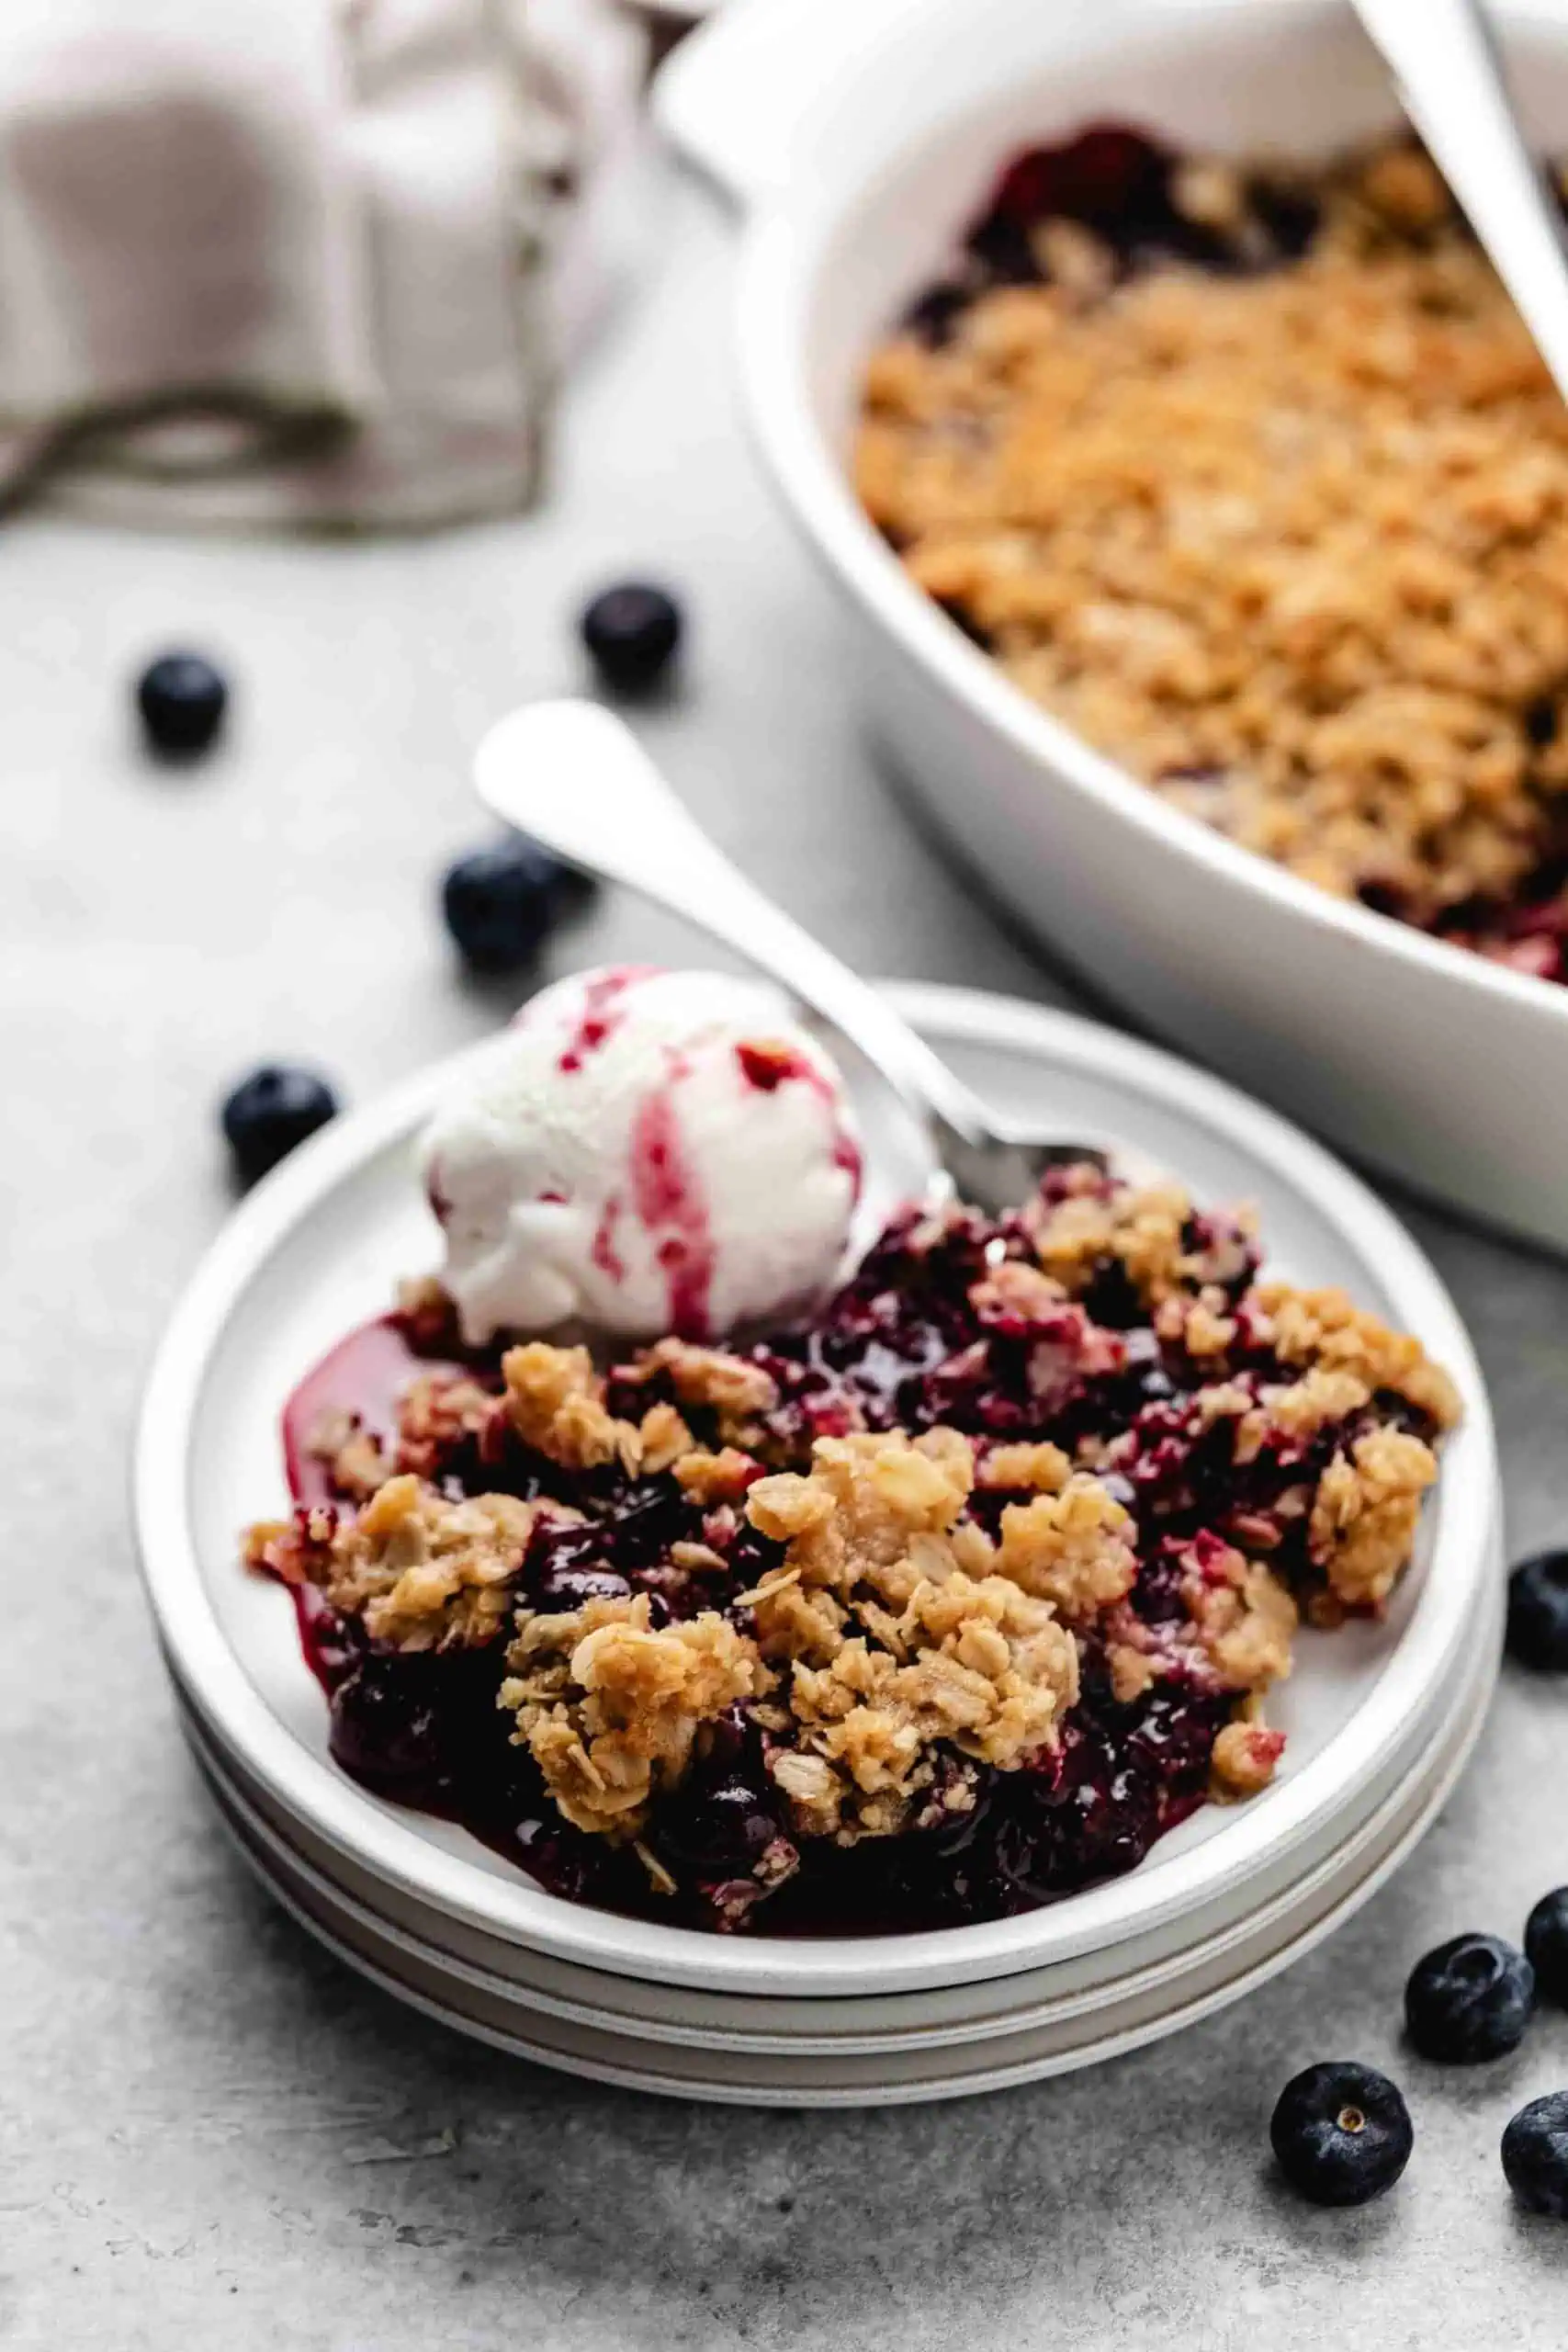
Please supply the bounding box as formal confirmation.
[655,0,1568,1254]
[135,984,1498,2001]
[185,1587,1499,2103]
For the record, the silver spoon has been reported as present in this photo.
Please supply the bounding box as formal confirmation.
[1350,0,1568,400]
[473,697,1097,1215]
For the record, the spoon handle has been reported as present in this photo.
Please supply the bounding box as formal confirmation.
[472,698,994,1149]
[1351,0,1568,401]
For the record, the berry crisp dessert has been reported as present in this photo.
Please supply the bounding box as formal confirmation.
[857,127,1568,986]
[243,968,1460,1937]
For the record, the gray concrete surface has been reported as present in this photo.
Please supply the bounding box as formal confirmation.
[6,172,1568,2351]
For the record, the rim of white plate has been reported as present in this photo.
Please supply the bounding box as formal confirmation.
[133,984,1497,1998]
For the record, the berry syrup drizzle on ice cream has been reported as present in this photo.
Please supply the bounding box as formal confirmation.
[556,964,649,1076]
[422,967,863,1346]
[244,967,1461,1936]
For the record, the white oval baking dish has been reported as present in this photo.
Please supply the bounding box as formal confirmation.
[657,0,1568,1252]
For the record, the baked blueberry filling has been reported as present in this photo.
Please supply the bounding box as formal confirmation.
[244,1161,1458,1936]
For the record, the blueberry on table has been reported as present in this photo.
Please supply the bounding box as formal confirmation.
[220,1064,339,1185]
[136,651,229,756]
[1503,2092,1568,2218]
[1269,2062,1414,2207]
[441,840,568,974]
[580,582,682,694]
[1404,1932,1534,2063]
[1506,1550,1568,1669]
[1525,1888,1568,2006]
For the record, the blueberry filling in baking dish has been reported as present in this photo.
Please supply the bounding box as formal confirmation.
[857,126,1568,986]
[245,1161,1458,1936]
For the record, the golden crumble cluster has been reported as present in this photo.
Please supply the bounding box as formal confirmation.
[857,134,1568,938]
[500,1594,768,1841]
[739,1428,1086,1838]
[247,1475,549,1653]
[1027,1174,1258,1306]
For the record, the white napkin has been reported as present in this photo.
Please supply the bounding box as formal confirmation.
[0,0,647,527]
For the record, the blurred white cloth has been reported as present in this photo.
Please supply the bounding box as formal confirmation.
[0,0,648,527]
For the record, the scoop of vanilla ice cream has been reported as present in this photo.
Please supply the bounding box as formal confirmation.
[422,966,863,1344]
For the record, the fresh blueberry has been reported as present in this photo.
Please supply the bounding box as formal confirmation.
[1526,695,1560,750]
[533,1561,633,1612]
[657,1776,781,1877]
[136,650,229,756]
[1506,1550,1568,1670]
[441,839,567,974]
[1526,1888,1568,2006]
[1404,1932,1534,2063]
[511,1815,593,1905]
[902,280,972,347]
[220,1064,339,1184]
[329,1657,445,1792]
[580,582,682,694]
[1502,2091,1568,2219]
[1269,2062,1414,2206]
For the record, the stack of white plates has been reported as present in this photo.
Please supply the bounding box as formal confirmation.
[135,987,1503,2105]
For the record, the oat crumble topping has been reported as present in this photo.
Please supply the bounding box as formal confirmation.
[1309,1425,1441,1610]
[247,1474,548,1653]
[857,127,1568,975]
[1211,1719,1289,1800]
[732,1429,1082,1840]
[620,1335,779,1429]
[500,1596,767,1838]
[1252,1282,1462,1430]
[502,1340,645,1472]
[393,1369,496,1480]
[304,1408,389,1500]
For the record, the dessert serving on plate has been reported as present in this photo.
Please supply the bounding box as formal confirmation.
[241,967,1461,1939]
[857,127,1568,986]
